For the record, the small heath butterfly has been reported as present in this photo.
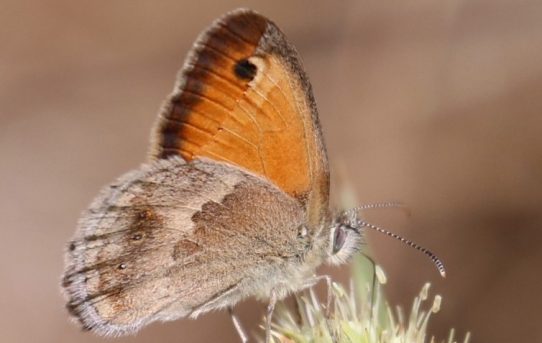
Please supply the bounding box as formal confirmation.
[62,8,445,342]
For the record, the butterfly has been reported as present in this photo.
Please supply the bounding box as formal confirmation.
[62,8,445,342]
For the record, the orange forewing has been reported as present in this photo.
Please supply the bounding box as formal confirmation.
[151,9,329,226]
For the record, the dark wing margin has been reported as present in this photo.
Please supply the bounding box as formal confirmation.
[150,8,330,229]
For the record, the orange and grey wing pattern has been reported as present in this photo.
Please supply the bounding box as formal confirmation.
[150,9,329,227]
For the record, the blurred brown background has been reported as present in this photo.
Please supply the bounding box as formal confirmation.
[2,0,541,342]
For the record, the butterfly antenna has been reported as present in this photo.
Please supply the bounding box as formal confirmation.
[357,220,446,278]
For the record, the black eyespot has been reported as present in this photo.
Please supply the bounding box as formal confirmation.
[132,233,143,241]
[118,263,127,270]
[68,241,76,251]
[234,58,257,81]
[332,226,347,254]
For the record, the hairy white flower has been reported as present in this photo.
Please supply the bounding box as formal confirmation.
[264,262,469,343]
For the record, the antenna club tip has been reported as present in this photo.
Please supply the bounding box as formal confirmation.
[440,270,447,278]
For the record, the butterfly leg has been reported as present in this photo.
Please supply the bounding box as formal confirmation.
[265,289,278,343]
[263,276,332,342]
[228,306,248,343]
[302,274,333,317]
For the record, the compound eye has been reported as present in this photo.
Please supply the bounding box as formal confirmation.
[332,226,347,254]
